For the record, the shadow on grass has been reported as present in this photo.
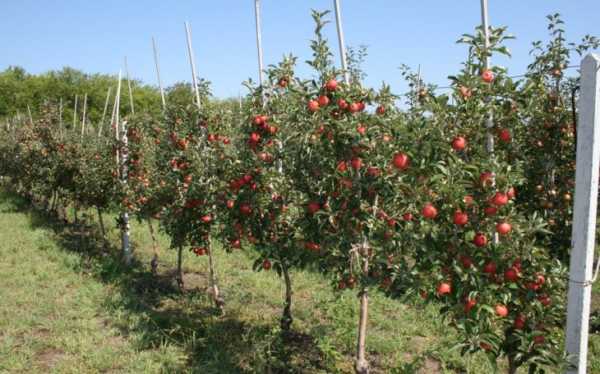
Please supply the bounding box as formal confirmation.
[2,189,328,374]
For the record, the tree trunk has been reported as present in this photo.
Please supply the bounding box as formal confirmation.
[176,245,184,290]
[206,235,224,312]
[527,363,538,374]
[355,253,370,374]
[148,220,159,275]
[73,205,78,225]
[281,261,293,332]
[507,354,518,374]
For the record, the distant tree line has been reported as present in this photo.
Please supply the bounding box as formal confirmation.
[0,66,241,129]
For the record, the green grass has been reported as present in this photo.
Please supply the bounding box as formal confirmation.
[0,190,599,373]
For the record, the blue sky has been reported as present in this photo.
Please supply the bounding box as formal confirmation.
[1,1,598,98]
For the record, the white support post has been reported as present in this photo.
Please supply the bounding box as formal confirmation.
[59,98,63,138]
[480,0,491,70]
[81,93,87,139]
[27,105,33,125]
[124,57,135,114]
[333,0,350,84]
[480,0,495,155]
[254,0,265,88]
[73,95,78,131]
[565,53,600,374]
[152,37,167,111]
[112,69,131,264]
[120,118,131,265]
[479,0,498,246]
[414,64,421,107]
[184,22,202,109]
[109,88,118,140]
[99,87,112,137]
[114,71,122,143]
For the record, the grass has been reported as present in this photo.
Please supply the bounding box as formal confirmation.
[0,189,598,373]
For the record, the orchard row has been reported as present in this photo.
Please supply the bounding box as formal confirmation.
[0,12,596,374]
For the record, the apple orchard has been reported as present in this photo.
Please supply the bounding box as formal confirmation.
[0,8,598,374]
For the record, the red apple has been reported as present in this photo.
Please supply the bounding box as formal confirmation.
[308,100,320,112]
[350,157,363,170]
[464,298,477,313]
[504,267,519,282]
[495,304,508,317]
[496,222,512,235]
[473,232,487,247]
[514,314,526,330]
[318,95,330,107]
[437,282,451,296]
[453,210,468,226]
[452,136,467,151]
[483,261,497,275]
[325,79,338,91]
[392,152,410,170]
[498,128,511,143]
[422,203,438,219]
[307,201,321,214]
[484,206,498,216]
[491,192,509,206]
[482,69,495,83]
